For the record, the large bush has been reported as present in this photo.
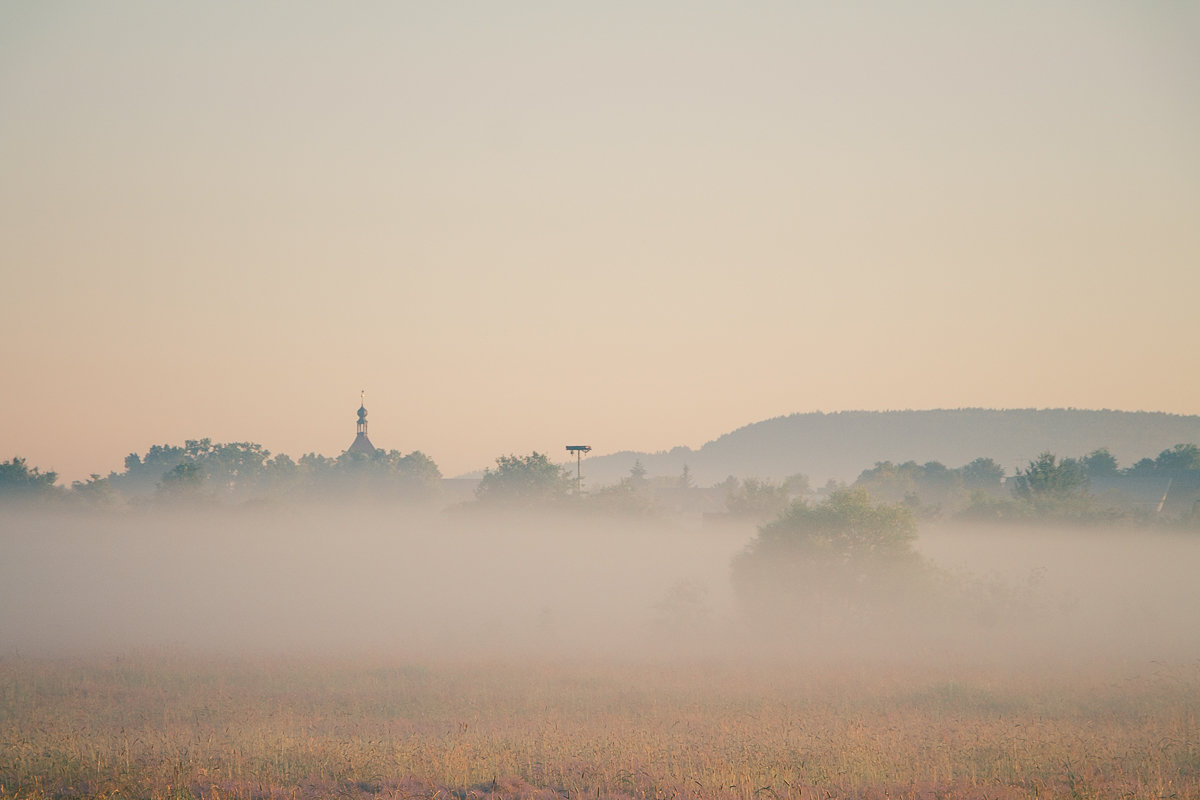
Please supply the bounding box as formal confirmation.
[731,488,930,625]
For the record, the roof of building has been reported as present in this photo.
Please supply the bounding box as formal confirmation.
[347,432,377,455]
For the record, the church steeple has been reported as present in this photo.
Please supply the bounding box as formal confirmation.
[357,390,368,436]
[346,390,377,455]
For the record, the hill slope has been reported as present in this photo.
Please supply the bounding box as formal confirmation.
[573,409,1200,487]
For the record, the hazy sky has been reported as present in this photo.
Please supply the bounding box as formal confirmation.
[2,2,1198,482]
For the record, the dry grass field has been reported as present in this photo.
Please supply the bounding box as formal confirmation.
[2,653,1198,800]
[4,511,1200,799]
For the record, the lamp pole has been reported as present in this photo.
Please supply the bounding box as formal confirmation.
[565,445,592,495]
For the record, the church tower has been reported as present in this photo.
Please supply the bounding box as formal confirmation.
[346,390,378,455]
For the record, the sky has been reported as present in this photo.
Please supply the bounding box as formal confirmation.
[2,2,1198,483]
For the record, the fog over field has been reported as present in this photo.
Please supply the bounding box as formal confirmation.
[0,510,747,658]
[3,509,1197,666]
[914,525,1200,663]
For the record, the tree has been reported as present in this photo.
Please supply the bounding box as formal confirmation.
[156,462,212,506]
[333,448,442,500]
[960,457,1005,489]
[784,473,811,496]
[960,452,1131,523]
[202,441,271,494]
[1125,457,1158,477]
[586,476,657,516]
[109,444,186,499]
[749,487,917,563]
[258,453,298,497]
[854,460,966,516]
[71,474,118,508]
[725,477,790,520]
[855,461,921,503]
[395,450,442,484]
[0,456,60,502]
[475,452,572,506]
[1081,448,1119,479]
[104,439,442,506]
[1154,443,1200,474]
[1012,452,1088,503]
[1001,452,1117,522]
[732,487,925,621]
[679,464,693,490]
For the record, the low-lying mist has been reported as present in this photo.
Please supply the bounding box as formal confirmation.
[2,507,1197,667]
[0,508,746,659]
[916,524,1200,663]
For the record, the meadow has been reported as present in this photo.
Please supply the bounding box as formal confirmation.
[3,510,1200,799]
[3,652,1199,800]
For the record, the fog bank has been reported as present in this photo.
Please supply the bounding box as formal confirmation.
[2,509,1197,665]
[0,509,750,658]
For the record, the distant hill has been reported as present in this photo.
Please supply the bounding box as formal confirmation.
[567,409,1200,488]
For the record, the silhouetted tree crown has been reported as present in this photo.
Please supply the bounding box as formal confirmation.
[475,452,572,506]
[0,457,60,502]
[732,488,928,621]
[1012,452,1089,502]
[1081,448,1119,478]
[98,439,442,507]
[750,487,918,563]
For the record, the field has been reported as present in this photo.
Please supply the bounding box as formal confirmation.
[4,512,1200,799]
[3,653,1199,800]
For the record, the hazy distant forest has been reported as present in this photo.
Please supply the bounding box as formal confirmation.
[3,421,1199,528]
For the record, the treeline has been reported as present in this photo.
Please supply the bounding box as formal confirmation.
[431,445,1200,527]
[849,444,1200,525]
[3,441,1200,527]
[0,439,441,508]
[583,408,1200,487]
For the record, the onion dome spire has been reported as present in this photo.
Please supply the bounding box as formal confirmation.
[346,389,377,455]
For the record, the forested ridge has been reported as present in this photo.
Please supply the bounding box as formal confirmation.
[580,408,1200,485]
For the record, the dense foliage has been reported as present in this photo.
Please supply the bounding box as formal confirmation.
[732,487,931,623]
[0,457,60,503]
[853,457,1005,516]
[849,445,1200,526]
[2,439,442,509]
[723,476,795,520]
[474,452,573,507]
